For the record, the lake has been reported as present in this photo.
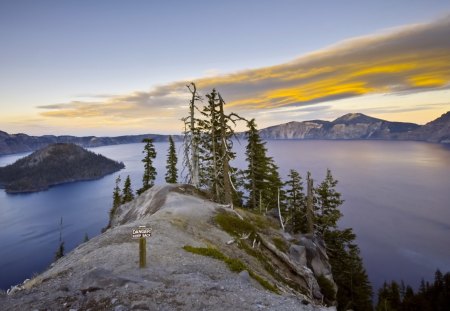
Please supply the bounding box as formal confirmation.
[1,140,449,294]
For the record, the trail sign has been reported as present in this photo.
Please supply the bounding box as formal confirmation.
[132,226,152,239]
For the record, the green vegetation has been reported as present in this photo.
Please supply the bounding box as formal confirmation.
[272,236,289,253]
[215,211,256,237]
[317,275,337,306]
[165,135,178,183]
[285,169,307,233]
[183,245,278,293]
[122,175,134,203]
[138,138,157,194]
[54,217,64,261]
[0,143,124,193]
[376,269,450,311]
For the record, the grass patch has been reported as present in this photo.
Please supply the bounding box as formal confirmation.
[272,237,289,253]
[183,245,278,294]
[215,211,256,237]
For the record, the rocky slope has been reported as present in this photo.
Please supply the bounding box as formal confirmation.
[0,143,124,193]
[0,184,335,311]
[398,111,450,143]
[0,132,182,156]
[258,113,420,140]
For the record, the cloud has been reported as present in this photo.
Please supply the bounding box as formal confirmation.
[38,16,450,128]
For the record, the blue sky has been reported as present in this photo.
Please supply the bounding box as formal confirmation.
[1,1,450,135]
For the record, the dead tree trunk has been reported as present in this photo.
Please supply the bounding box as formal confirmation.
[218,93,232,207]
[187,83,199,188]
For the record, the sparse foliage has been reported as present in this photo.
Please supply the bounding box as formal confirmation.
[138,138,157,194]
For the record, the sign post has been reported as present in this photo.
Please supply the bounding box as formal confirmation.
[132,225,152,268]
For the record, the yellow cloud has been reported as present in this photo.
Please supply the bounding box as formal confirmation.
[37,16,450,127]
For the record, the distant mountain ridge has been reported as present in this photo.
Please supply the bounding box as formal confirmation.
[0,112,449,156]
[0,131,183,156]
[0,143,124,193]
[258,112,450,143]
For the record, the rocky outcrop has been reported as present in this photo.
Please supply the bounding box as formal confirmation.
[0,184,335,310]
[0,131,182,156]
[0,143,124,193]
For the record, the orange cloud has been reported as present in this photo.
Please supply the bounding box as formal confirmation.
[38,16,450,127]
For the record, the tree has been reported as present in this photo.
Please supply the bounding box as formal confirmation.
[165,136,178,183]
[138,138,157,194]
[313,170,372,310]
[315,169,344,236]
[243,119,283,214]
[285,169,306,233]
[182,82,201,187]
[102,175,122,231]
[112,175,122,212]
[326,229,373,311]
[54,217,64,261]
[244,119,269,210]
[122,175,134,203]
[195,89,244,206]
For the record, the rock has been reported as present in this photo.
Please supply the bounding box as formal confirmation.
[289,245,307,267]
[80,268,130,294]
[239,270,251,284]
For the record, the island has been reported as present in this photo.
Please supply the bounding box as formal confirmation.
[0,143,125,193]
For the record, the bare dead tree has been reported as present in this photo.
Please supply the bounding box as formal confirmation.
[182,82,201,187]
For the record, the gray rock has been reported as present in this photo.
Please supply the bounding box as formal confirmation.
[239,270,251,284]
[289,245,307,267]
[80,268,130,294]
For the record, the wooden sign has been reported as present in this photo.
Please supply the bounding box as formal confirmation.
[132,225,152,239]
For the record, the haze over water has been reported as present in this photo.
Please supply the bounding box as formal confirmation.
[0,140,449,293]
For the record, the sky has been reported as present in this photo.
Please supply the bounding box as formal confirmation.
[1,0,450,136]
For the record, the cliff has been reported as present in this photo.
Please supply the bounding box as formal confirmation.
[258,113,420,140]
[398,111,450,143]
[0,184,336,311]
[0,143,124,193]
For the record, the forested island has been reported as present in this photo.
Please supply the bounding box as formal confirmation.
[0,143,124,193]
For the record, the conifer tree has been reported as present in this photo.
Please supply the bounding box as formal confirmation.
[314,170,373,310]
[103,175,122,231]
[315,169,344,235]
[112,175,122,212]
[243,119,283,213]
[54,217,64,261]
[122,175,134,203]
[196,89,244,206]
[138,138,157,194]
[165,136,178,183]
[285,169,306,233]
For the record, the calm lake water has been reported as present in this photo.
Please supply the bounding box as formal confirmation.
[0,140,449,293]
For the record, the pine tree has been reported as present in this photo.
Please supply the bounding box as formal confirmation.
[285,169,306,233]
[196,89,244,206]
[243,119,283,213]
[314,170,372,310]
[112,175,122,212]
[138,138,157,194]
[315,169,344,236]
[165,135,178,183]
[122,175,134,203]
[54,217,64,261]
